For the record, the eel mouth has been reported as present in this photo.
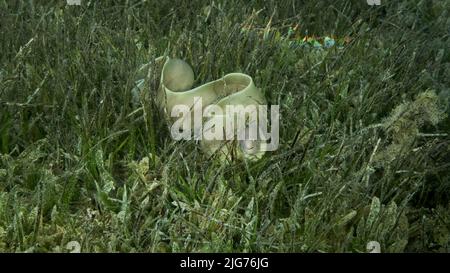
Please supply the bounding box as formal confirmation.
[221,73,252,95]
[209,74,252,98]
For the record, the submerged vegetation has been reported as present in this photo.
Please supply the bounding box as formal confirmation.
[0,0,449,252]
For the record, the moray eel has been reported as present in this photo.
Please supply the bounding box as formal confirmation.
[133,56,271,161]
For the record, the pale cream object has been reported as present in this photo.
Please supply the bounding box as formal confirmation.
[134,57,267,160]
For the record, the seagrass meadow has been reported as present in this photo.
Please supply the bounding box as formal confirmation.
[0,0,449,252]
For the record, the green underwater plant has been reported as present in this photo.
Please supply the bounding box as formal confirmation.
[376,90,447,164]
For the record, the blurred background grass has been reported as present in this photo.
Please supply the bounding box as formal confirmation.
[0,0,449,252]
